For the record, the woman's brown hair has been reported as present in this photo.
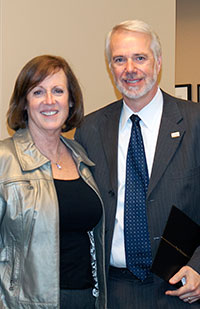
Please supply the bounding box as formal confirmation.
[7,55,84,132]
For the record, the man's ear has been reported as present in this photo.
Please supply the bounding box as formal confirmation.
[156,56,162,73]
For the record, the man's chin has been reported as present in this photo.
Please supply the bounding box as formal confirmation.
[117,79,156,100]
[121,88,144,100]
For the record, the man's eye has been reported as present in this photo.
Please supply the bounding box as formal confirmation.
[113,57,125,64]
[135,56,146,62]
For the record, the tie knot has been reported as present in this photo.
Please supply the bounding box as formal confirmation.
[130,114,140,125]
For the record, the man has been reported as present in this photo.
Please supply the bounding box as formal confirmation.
[75,20,200,308]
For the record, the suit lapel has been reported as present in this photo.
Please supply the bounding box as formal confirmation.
[97,95,185,199]
[147,93,185,198]
[99,100,123,193]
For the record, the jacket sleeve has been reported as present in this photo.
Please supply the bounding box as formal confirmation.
[187,246,200,274]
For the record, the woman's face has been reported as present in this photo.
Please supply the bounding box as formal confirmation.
[26,69,69,136]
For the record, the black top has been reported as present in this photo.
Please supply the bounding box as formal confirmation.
[54,177,102,289]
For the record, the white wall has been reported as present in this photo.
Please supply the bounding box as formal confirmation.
[0,0,176,139]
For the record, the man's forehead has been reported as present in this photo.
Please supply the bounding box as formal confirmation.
[111,29,151,41]
[110,31,153,57]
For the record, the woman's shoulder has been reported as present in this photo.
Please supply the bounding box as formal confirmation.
[0,129,28,152]
[0,136,18,181]
[0,136,15,155]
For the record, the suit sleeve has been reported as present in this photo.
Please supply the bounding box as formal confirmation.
[187,246,200,274]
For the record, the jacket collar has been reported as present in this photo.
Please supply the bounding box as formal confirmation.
[60,135,95,167]
[13,128,94,172]
[94,93,185,198]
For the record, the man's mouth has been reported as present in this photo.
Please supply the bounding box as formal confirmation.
[125,79,141,84]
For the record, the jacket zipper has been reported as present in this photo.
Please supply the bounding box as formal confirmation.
[9,238,17,291]
[79,169,107,303]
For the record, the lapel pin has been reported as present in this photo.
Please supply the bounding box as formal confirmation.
[171,131,180,138]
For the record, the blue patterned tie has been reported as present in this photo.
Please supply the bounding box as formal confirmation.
[124,114,152,281]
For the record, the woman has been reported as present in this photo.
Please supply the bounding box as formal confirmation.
[0,55,106,309]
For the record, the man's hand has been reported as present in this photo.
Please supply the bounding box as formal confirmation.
[165,266,200,303]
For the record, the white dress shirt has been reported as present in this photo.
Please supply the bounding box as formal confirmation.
[110,88,164,267]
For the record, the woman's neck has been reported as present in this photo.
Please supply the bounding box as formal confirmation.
[28,126,63,160]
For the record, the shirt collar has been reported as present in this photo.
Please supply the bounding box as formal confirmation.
[120,88,163,131]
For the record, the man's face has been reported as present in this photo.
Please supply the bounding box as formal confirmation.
[110,30,161,101]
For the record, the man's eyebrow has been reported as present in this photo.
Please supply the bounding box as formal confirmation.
[134,53,147,56]
[112,55,124,58]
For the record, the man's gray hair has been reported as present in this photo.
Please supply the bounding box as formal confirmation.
[105,20,162,65]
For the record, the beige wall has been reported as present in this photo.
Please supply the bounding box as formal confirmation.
[176,0,200,102]
[0,1,2,138]
[0,0,176,139]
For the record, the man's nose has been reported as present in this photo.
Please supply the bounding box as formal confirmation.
[126,59,136,72]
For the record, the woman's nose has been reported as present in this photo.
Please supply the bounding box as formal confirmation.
[45,91,54,104]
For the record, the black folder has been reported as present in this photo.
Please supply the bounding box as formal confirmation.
[151,205,200,286]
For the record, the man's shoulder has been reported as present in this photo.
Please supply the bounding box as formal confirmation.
[84,99,123,122]
[162,90,200,115]
[162,90,199,107]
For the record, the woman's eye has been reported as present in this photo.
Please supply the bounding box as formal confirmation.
[33,90,43,96]
[53,88,64,95]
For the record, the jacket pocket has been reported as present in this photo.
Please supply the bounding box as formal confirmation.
[3,180,37,245]
[166,165,200,180]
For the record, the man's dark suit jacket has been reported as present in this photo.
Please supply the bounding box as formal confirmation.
[75,91,200,308]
